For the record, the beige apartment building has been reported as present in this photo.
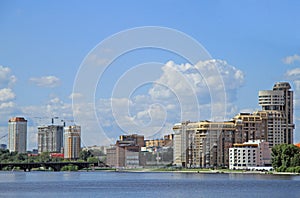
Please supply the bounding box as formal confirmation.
[258,82,294,146]
[145,134,173,148]
[63,125,81,159]
[173,114,266,168]
[173,82,294,168]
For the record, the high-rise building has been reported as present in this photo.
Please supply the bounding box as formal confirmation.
[173,122,189,167]
[8,117,27,153]
[173,121,237,168]
[64,125,81,159]
[173,116,265,168]
[172,82,294,168]
[258,82,294,145]
[37,125,64,153]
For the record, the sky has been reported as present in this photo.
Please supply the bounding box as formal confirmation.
[1,0,300,149]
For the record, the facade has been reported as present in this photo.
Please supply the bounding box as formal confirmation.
[173,82,294,168]
[258,82,294,145]
[173,115,265,168]
[145,134,173,148]
[173,122,189,167]
[229,140,271,170]
[37,125,64,153]
[8,117,27,153]
[106,146,117,167]
[173,121,237,168]
[64,125,81,159]
[106,134,145,168]
[233,113,265,142]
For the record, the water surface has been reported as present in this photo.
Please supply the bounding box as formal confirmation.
[0,171,299,197]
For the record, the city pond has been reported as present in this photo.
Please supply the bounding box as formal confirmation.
[0,171,300,197]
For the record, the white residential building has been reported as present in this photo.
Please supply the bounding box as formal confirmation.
[8,117,27,153]
[229,140,271,170]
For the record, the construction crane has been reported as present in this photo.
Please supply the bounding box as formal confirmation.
[0,134,8,141]
[51,117,59,125]
[34,116,59,126]
[60,119,74,127]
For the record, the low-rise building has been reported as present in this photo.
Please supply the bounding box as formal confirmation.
[229,140,271,170]
[106,134,145,168]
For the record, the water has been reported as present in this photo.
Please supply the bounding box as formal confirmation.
[0,171,300,198]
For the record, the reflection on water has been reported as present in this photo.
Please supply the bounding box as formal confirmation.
[0,171,299,198]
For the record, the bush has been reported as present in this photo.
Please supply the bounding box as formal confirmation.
[294,166,300,173]
[276,166,287,172]
[286,167,295,173]
[61,165,78,171]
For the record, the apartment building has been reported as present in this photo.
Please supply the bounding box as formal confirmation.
[64,125,81,159]
[8,117,27,153]
[258,82,294,146]
[37,125,64,153]
[229,140,271,170]
[172,114,266,168]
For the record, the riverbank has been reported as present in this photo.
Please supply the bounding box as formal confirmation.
[3,166,300,176]
[111,167,300,176]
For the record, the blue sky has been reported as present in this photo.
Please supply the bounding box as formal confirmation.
[1,1,300,149]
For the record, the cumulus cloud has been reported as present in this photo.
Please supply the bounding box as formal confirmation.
[0,88,15,102]
[0,60,245,148]
[69,92,83,100]
[283,54,300,64]
[148,59,244,119]
[29,75,60,88]
[0,65,17,88]
[285,68,300,80]
[0,101,15,109]
[93,59,244,143]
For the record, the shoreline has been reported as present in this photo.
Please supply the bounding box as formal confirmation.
[112,167,300,176]
[1,167,300,176]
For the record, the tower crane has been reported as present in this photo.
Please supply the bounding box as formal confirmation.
[34,116,60,126]
[0,133,8,142]
[60,119,74,127]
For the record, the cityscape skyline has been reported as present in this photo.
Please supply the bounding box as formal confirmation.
[1,1,300,149]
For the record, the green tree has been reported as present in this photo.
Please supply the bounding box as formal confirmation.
[79,150,93,161]
[87,157,98,163]
[39,152,51,162]
[272,145,283,168]
[271,144,300,171]
[291,153,300,167]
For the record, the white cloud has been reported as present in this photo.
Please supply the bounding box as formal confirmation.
[29,75,60,88]
[283,54,300,64]
[0,101,15,109]
[92,59,244,143]
[285,68,300,79]
[148,59,244,119]
[0,88,15,102]
[0,65,17,88]
[0,60,245,148]
[69,92,83,100]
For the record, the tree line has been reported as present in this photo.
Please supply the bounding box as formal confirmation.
[0,149,98,163]
[271,144,300,173]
